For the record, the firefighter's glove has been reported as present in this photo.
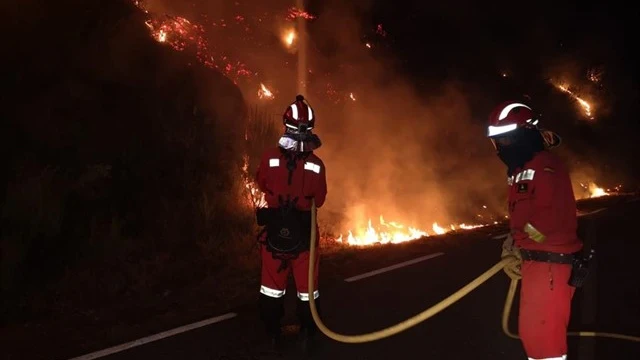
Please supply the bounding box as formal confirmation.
[501,234,522,280]
[524,222,546,243]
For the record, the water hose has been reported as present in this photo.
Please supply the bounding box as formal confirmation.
[307,199,640,344]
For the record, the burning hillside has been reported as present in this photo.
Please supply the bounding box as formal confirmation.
[132,0,619,247]
[132,0,357,103]
[551,80,595,120]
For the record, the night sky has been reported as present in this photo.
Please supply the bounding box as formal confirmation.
[309,0,640,184]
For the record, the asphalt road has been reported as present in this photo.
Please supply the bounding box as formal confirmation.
[72,196,640,360]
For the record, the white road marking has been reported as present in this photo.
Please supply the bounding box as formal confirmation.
[492,233,510,240]
[578,208,608,217]
[67,312,237,360]
[344,252,445,283]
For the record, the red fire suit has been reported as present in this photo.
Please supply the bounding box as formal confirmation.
[507,150,583,359]
[256,146,327,302]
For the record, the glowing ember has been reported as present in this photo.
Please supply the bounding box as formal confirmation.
[349,92,356,101]
[286,7,316,21]
[376,24,387,37]
[258,83,274,99]
[607,184,623,193]
[137,3,255,83]
[552,82,594,119]
[587,66,604,84]
[133,0,386,106]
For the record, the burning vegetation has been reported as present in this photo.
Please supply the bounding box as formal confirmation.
[551,80,595,120]
[579,182,623,199]
[133,0,377,104]
[131,0,621,248]
[130,0,499,247]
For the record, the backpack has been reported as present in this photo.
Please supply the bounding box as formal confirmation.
[257,196,312,255]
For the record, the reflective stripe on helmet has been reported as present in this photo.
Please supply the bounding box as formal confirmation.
[307,105,313,120]
[498,103,531,120]
[290,104,299,120]
[488,123,518,136]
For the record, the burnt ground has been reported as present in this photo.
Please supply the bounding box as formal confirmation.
[2,194,640,360]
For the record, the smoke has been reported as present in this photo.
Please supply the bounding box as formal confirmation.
[303,1,509,230]
[318,81,508,231]
[136,0,537,234]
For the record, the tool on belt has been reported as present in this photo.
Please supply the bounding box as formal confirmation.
[519,248,596,288]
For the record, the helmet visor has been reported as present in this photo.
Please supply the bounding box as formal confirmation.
[490,133,518,150]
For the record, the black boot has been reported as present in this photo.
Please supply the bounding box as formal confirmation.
[297,298,321,356]
[259,294,285,354]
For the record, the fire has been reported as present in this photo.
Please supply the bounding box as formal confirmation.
[552,82,594,119]
[242,155,267,208]
[335,217,427,246]
[157,29,166,42]
[133,1,389,104]
[258,83,274,100]
[283,29,296,47]
[335,217,487,246]
[132,1,505,246]
[580,182,610,198]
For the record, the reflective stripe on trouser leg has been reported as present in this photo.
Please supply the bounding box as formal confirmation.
[528,356,567,360]
[260,285,286,298]
[297,290,319,301]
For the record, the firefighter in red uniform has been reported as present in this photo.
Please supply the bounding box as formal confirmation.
[487,101,585,360]
[255,95,327,354]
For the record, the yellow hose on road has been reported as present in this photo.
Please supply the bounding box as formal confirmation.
[307,199,640,344]
[500,272,640,342]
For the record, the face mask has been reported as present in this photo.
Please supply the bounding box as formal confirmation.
[278,129,322,152]
[494,128,544,175]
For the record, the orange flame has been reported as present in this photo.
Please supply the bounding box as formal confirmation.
[283,29,296,47]
[553,82,594,119]
[258,83,274,99]
[335,217,487,246]
[157,29,167,42]
[242,155,266,208]
[580,182,610,198]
